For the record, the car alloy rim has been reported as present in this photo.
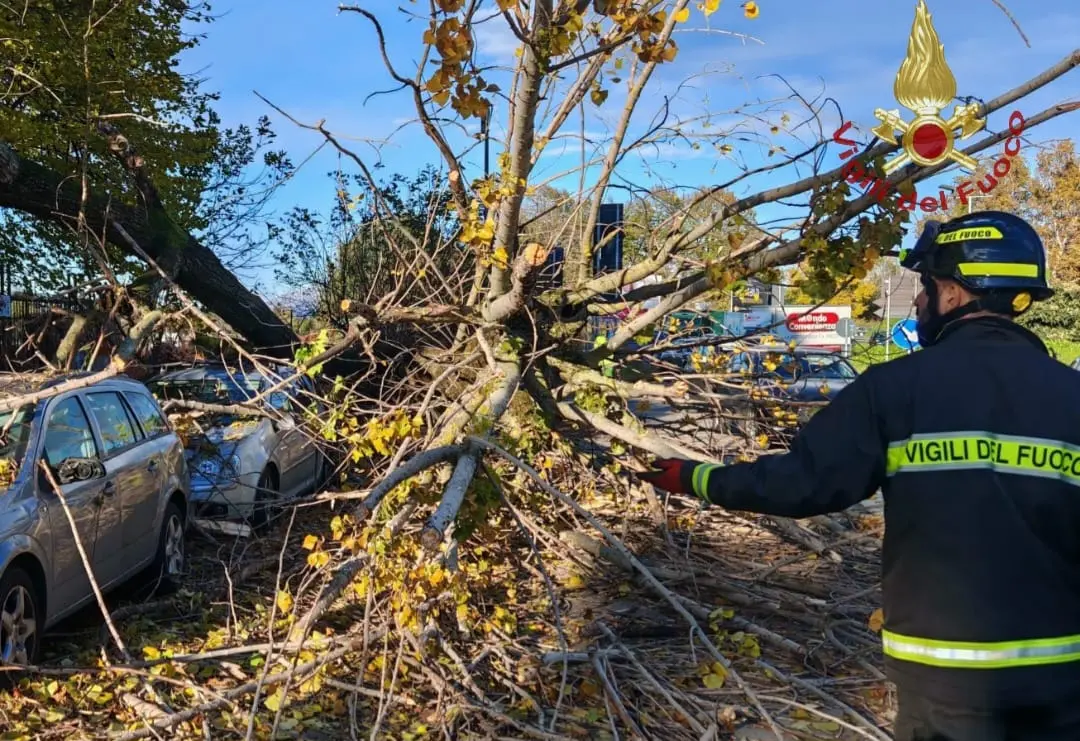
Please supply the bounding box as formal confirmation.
[165,516,184,576]
[0,585,36,665]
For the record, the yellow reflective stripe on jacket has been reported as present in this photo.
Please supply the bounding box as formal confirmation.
[885,431,1080,486]
[956,262,1039,278]
[882,629,1080,669]
[691,464,721,501]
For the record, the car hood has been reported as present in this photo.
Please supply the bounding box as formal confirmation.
[173,415,265,458]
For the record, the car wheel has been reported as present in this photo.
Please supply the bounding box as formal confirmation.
[0,567,40,669]
[151,502,185,594]
[251,467,279,532]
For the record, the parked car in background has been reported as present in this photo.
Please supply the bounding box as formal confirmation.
[648,326,736,370]
[0,372,189,666]
[726,346,859,402]
[149,363,331,533]
[721,345,860,442]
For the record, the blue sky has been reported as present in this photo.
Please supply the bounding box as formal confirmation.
[180,0,1080,298]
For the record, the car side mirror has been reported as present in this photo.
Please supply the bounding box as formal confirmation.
[55,457,106,485]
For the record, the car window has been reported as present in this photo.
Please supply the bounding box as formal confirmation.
[125,391,170,438]
[43,397,98,466]
[84,392,142,455]
[801,355,857,379]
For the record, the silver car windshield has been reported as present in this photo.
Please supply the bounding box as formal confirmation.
[152,375,263,406]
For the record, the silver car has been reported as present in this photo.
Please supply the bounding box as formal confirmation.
[0,373,190,666]
[149,364,330,533]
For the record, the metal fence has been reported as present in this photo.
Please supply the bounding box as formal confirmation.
[0,266,83,369]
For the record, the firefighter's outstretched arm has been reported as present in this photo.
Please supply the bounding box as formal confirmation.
[638,373,887,518]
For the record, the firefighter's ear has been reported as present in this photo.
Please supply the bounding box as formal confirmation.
[937,279,973,313]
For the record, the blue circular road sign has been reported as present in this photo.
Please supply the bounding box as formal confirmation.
[891,318,920,351]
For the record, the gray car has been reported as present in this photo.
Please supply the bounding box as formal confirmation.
[724,346,860,441]
[727,346,859,400]
[149,364,330,533]
[0,373,190,666]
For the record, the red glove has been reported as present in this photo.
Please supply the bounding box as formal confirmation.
[637,458,694,496]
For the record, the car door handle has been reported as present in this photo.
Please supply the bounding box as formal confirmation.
[102,481,117,498]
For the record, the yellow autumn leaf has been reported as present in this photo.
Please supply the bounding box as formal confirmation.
[740,634,761,658]
[702,668,726,689]
[699,0,720,16]
[264,691,283,712]
[492,246,510,269]
[302,534,319,550]
[340,299,352,312]
[521,241,548,266]
[276,590,293,613]
[674,6,690,22]
[742,1,759,19]
[811,721,841,732]
[868,607,884,632]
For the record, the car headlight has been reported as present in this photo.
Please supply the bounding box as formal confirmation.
[196,453,242,488]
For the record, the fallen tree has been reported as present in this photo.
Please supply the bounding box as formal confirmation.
[198,2,1078,737]
[0,141,298,358]
[3,1,1079,738]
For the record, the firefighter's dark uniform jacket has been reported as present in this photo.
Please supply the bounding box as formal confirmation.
[683,316,1080,706]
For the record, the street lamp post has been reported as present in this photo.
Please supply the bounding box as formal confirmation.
[940,184,988,214]
[966,193,987,214]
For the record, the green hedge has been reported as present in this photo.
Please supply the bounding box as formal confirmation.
[1018,287,1080,342]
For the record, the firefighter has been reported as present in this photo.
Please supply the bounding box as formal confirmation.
[638,210,1080,740]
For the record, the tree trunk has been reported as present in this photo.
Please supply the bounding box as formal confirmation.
[0,140,298,357]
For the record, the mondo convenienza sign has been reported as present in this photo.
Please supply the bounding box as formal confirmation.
[831,0,1026,213]
[785,311,840,334]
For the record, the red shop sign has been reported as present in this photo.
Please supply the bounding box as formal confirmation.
[786,311,840,333]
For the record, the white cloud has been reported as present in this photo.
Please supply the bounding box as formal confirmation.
[474,18,521,65]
